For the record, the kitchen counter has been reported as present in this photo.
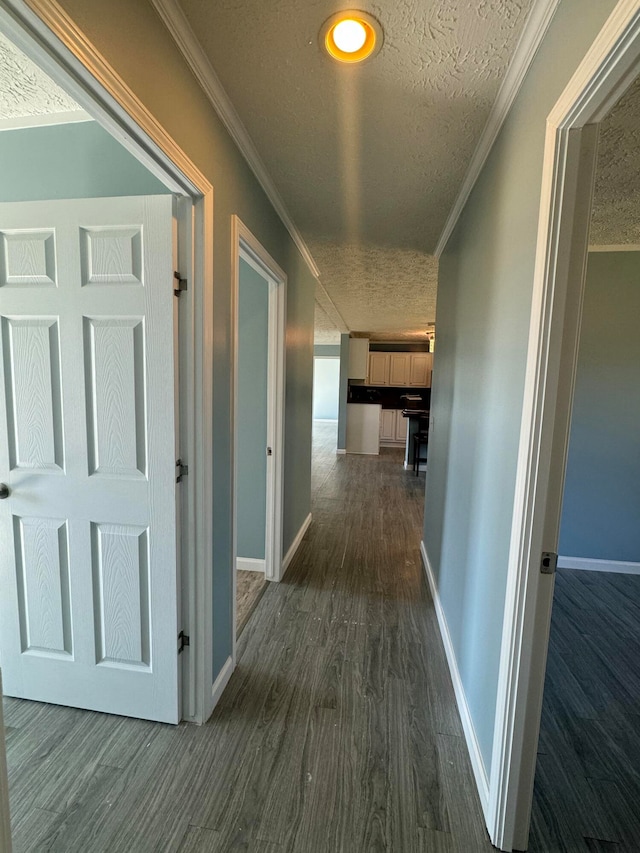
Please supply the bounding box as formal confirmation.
[346,403,381,455]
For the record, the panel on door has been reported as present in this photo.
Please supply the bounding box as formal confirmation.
[0,196,179,723]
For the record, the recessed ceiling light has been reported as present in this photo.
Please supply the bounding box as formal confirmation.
[321,11,383,64]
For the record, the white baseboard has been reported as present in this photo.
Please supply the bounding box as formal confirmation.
[209,655,233,717]
[420,541,490,820]
[282,512,312,575]
[558,555,640,575]
[313,418,338,423]
[236,557,266,573]
[336,448,346,455]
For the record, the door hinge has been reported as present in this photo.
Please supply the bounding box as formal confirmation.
[540,551,557,575]
[174,271,187,297]
[176,458,188,483]
[178,631,190,654]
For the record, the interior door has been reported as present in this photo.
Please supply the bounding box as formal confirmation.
[0,195,179,724]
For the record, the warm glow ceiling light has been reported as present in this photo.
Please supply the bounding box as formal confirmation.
[321,11,383,64]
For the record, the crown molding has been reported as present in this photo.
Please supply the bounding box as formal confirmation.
[0,108,92,130]
[314,281,349,334]
[588,243,640,251]
[149,0,321,281]
[434,0,561,258]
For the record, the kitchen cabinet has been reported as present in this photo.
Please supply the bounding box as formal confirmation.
[380,409,408,444]
[379,409,396,441]
[368,351,390,385]
[367,351,432,387]
[389,353,411,386]
[409,352,432,386]
[348,338,369,379]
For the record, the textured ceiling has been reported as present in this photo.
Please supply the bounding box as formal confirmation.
[591,75,640,246]
[314,301,341,344]
[309,240,438,340]
[0,32,84,119]
[177,0,536,340]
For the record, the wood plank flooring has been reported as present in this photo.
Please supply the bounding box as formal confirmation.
[3,420,493,852]
[236,570,268,636]
[529,568,640,853]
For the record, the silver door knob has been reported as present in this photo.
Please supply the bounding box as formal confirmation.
[0,483,9,499]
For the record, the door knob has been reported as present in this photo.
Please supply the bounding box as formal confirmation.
[0,483,9,499]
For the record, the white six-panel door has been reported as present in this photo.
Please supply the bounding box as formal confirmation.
[0,195,179,724]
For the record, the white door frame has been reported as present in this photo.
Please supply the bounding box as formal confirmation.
[488,2,640,850]
[0,0,216,725]
[231,216,286,655]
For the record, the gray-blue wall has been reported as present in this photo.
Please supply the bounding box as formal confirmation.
[237,258,268,560]
[0,121,168,201]
[422,0,617,773]
[56,0,317,687]
[559,252,640,563]
[337,334,350,451]
[314,344,341,357]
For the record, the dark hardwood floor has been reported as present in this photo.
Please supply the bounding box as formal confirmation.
[3,420,493,852]
[236,570,268,636]
[529,568,640,853]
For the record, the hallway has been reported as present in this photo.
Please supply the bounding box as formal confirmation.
[3,422,492,852]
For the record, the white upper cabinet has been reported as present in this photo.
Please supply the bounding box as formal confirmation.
[389,353,411,386]
[348,338,369,379]
[409,352,432,386]
[367,351,432,387]
[368,351,390,385]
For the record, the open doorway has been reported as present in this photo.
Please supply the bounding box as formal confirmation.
[231,217,286,647]
[489,6,640,850]
[527,78,640,851]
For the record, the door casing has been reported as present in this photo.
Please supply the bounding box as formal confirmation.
[231,215,286,662]
[488,2,640,850]
[0,0,216,726]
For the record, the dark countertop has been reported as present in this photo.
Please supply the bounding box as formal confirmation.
[348,384,430,410]
[402,409,429,418]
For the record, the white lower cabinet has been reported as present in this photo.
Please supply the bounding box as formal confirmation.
[394,410,408,443]
[380,409,407,444]
[380,409,397,442]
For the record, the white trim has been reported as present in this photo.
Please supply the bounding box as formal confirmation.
[0,108,92,130]
[282,513,312,577]
[6,0,203,195]
[149,0,321,284]
[210,655,234,709]
[237,557,266,573]
[490,3,640,851]
[3,0,216,727]
[434,0,560,258]
[588,243,640,251]
[231,216,287,665]
[336,449,347,455]
[312,418,338,423]
[558,555,640,575]
[420,542,490,817]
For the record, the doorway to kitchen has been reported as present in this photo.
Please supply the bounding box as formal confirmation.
[231,217,286,650]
